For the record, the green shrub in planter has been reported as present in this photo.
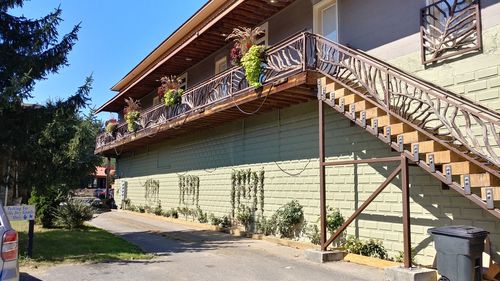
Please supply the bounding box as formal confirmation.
[196,207,208,223]
[273,200,304,238]
[236,205,253,231]
[256,216,276,236]
[153,201,162,216]
[305,224,320,245]
[209,213,222,226]
[55,199,94,229]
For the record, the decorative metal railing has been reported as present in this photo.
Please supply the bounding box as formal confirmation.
[313,34,500,166]
[420,0,481,65]
[96,32,500,167]
[96,32,309,150]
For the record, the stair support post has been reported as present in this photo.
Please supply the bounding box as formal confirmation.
[401,154,412,268]
[318,78,327,251]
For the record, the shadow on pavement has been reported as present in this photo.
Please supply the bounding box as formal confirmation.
[118,228,246,255]
[20,272,43,281]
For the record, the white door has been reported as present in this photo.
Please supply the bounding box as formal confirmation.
[314,0,338,42]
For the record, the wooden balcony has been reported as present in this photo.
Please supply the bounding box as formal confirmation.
[95,33,319,155]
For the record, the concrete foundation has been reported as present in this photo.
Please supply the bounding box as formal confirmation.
[304,249,346,263]
[384,266,437,281]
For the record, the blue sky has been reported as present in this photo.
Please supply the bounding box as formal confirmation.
[11,0,205,120]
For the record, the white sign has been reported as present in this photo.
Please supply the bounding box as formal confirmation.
[120,181,127,199]
[5,205,36,221]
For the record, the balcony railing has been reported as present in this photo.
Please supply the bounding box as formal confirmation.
[96,32,313,150]
[96,32,499,167]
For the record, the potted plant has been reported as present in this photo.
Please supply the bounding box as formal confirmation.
[124,97,141,132]
[226,26,266,88]
[157,75,184,107]
[105,118,118,135]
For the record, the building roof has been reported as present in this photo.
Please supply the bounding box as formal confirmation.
[96,0,293,113]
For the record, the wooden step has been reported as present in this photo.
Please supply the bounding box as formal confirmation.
[351,100,375,112]
[384,123,412,136]
[442,161,483,175]
[460,173,500,188]
[333,88,351,99]
[411,140,444,154]
[341,94,363,105]
[364,107,386,120]
[426,151,461,165]
[481,187,500,201]
[398,131,427,144]
[371,115,398,127]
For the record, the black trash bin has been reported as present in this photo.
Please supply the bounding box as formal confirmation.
[428,225,488,281]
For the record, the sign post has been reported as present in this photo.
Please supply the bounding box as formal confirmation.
[5,205,36,258]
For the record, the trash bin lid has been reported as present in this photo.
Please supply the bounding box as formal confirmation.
[428,225,489,239]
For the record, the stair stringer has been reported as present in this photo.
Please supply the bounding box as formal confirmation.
[317,73,500,220]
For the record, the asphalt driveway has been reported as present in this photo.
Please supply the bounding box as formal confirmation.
[21,211,384,281]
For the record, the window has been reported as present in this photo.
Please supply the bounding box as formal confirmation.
[313,0,338,42]
[215,57,228,74]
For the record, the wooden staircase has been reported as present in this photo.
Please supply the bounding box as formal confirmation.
[319,78,500,218]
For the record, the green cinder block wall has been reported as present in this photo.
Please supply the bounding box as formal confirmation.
[113,25,500,266]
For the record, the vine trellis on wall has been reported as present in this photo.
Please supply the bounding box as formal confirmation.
[178,175,200,208]
[230,169,265,218]
[144,179,160,206]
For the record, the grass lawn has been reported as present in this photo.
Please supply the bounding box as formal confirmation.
[11,220,152,267]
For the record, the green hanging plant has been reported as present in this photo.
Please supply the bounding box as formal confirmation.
[164,89,184,107]
[123,97,141,132]
[240,45,266,88]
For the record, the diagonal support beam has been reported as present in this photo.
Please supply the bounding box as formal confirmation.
[323,165,402,248]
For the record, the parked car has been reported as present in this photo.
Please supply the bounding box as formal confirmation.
[93,188,114,199]
[0,205,19,281]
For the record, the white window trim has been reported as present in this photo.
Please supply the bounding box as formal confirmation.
[313,0,339,42]
[214,56,228,74]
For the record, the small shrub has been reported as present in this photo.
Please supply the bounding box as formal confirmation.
[197,207,208,223]
[326,207,344,233]
[343,236,388,260]
[344,235,364,255]
[256,216,276,236]
[170,208,179,219]
[137,205,145,213]
[360,239,387,259]
[236,205,253,231]
[394,248,417,265]
[153,201,162,216]
[305,224,320,245]
[177,207,190,220]
[209,214,222,226]
[55,199,94,229]
[219,215,231,228]
[273,200,304,238]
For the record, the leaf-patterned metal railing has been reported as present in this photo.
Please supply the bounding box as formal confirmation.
[420,0,482,65]
[96,32,499,167]
[314,34,499,166]
[96,33,308,151]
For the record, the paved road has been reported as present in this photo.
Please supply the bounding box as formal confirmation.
[22,211,384,281]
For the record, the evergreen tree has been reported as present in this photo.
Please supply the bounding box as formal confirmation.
[0,1,101,227]
[0,0,80,109]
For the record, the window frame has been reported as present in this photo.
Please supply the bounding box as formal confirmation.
[313,0,339,42]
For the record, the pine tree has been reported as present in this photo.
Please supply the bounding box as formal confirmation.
[0,0,80,108]
[0,2,101,227]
